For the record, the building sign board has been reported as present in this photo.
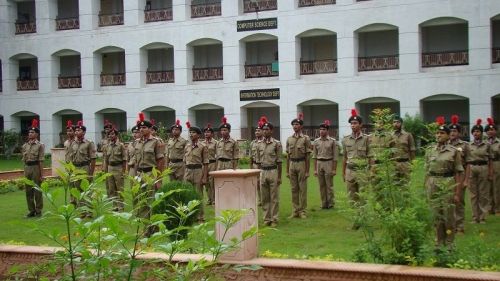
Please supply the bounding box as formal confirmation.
[237,18,278,32]
[240,88,280,101]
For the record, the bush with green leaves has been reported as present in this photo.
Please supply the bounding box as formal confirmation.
[2,129,21,159]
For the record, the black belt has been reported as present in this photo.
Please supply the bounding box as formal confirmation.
[170,159,183,163]
[25,161,39,166]
[108,161,124,166]
[396,158,409,162]
[218,158,232,162]
[74,161,90,167]
[137,167,153,173]
[186,164,202,169]
[429,171,454,177]
[261,165,277,170]
[317,158,333,161]
[467,160,488,166]
[209,160,216,163]
[290,157,306,162]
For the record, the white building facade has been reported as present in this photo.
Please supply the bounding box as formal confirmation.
[0,0,499,148]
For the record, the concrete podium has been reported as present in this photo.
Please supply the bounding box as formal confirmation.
[50,148,65,177]
[210,169,260,261]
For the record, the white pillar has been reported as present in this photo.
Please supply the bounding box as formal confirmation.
[79,0,98,31]
[172,0,188,22]
[80,52,98,91]
[278,37,297,81]
[399,25,420,74]
[37,55,56,94]
[174,47,189,86]
[124,0,140,27]
[125,49,141,89]
[469,24,492,70]
[337,34,356,77]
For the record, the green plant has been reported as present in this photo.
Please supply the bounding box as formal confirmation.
[402,114,428,155]
[239,156,250,166]
[3,129,21,159]
[119,131,133,143]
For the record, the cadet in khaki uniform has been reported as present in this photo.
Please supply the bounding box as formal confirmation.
[342,109,370,205]
[448,115,470,234]
[312,120,338,209]
[250,120,264,206]
[257,117,282,227]
[392,115,416,181]
[103,127,126,211]
[286,113,311,219]
[184,122,209,222]
[425,117,463,248]
[201,124,217,205]
[70,121,97,211]
[98,120,112,153]
[134,113,165,220]
[166,120,187,181]
[485,118,500,215]
[64,120,75,163]
[466,119,493,223]
[216,117,239,170]
[126,125,141,177]
[22,119,45,217]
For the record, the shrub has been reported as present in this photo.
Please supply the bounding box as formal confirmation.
[3,130,21,159]
[239,156,250,166]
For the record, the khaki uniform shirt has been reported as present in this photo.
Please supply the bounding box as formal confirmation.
[368,131,394,161]
[135,136,164,169]
[64,139,74,163]
[22,140,45,163]
[468,140,492,163]
[70,138,97,163]
[201,138,217,161]
[257,138,282,167]
[167,136,187,162]
[449,138,470,165]
[104,140,126,166]
[425,144,464,174]
[216,137,239,160]
[127,139,139,166]
[99,138,110,152]
[251,138,263,164]
[392,130,416,160]
[184,141,209,165]
[286,133,312,159]
[312,136,338,161]
[342,133,370,165]
[488,137,500,161]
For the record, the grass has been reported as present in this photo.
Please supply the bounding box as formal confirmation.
[0,155,52,171]
[0,158,499,265]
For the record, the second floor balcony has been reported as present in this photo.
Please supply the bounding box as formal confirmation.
[298,0,335,7]
[144,8,172,22]
[56,17,79,30]
[17,78,39,91]
[15,21,36,34]
[358,55,399,71]
[100,73,125,86]
[191,1,221,18]
[493,48,500,64]
[243,0,277,13]
[300,59,337,75]
[193,67,223,81]
[58,76,81,89]
[99,13,124,27]
[245,63,278,78]
[146,70,174,84]
[421,50,468,67]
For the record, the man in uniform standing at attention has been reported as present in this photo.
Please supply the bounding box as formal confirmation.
[216,117,239,170]
[485,118,499,215]
[166,120,187,182]
[103,126,126,211]
[250,119,264,206]
[184,122,209,222]
[286,113,311,219]
[312,120,338,210]
[201,123,217,205]
[127,125,141,178]
[448,115,470,234]
[70,121,97,214]
[64,120,75,163]
[99,120,112,152]
[342,109,370,206]
[425,117,463,249]
[257,117,282,227]
[392,115,416,182]
[22,119,45,218]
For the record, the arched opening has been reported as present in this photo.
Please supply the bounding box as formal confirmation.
[355,23,399,71]
[355,97,400,132]
[421,94,470,138]
[241,101,280,140]
[297,29,338,75]
[52,109,82,147]
[298,99,339,139]
[189,103,224,138]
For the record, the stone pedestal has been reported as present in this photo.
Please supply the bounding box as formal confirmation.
[50,148,65,177]
[210,169,260,261]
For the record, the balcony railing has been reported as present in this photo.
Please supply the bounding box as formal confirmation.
[191,2,221,18]
[298,0,335,7]
[146,70,174,84]
[56,17,79,30]
[98,13,124,27]
[421,50,468,67]
[493,47,500,64]
[15,21,36,34]
[193,67,223,81]
[17,78,39,91]
[245,63,278,78]
[100,73,126,86]
[144,8,173,22]
[243,0,277,13]
[358,55,399,71]
[300,59,337,75]
[58,76,82,89]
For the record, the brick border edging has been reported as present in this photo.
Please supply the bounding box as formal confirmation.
[1,245,499,281]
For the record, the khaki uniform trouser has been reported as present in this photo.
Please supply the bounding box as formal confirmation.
[491,161,500,213]
[345,167,360,204]
[135,170,154,219]
[252,163,261,204]
[169,162,185,182]
[426,176,456,248]
[454,170,466,231]
[205,162,217,204]
[261,169,280,223]
[469,165,490,222]
[217,160,234,170]
[289,160,307,215]
[106,165,124,210]
[317,160,334,208]
[394,161,411,184]
[184,167,204,220]
[71,165,91,208]
[24,165,43,213]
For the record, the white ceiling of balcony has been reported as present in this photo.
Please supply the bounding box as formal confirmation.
[143,106,174,112]
[12,111,38,117]
[9,53,36,60]
[356,23,397,33]
[240,33,277,42]
[357,97,399,104]
[421,94,468,101]
[298,99,337,106]
[188,38,222,46]
[420,17,467,27]
[241,101,279,108]
[141,42,173,50]
[190,103,223,110]
[53,109,82,115]
[95,108,126,114]
[297,29,336,38]
[52,49,80,57]
[95,46,124,54]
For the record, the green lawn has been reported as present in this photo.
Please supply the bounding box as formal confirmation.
[0,158,499,264]
[0,155,52,171]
